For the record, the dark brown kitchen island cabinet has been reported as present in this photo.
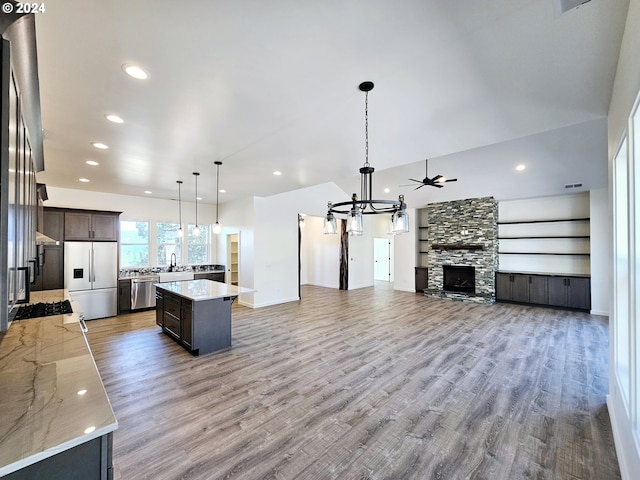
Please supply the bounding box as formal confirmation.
[64,210,120,241]
[154,280,253,355]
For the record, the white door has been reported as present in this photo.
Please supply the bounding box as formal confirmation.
[374,238,390,281]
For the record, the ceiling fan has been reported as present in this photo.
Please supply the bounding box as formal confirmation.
[404,158,457,189]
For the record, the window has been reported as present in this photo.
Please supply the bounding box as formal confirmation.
[157,222,182,266]
[187,224,209,264]
[120,220,150,267]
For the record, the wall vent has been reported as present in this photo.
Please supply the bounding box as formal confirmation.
[564,183,583,189]
[554,0,591,15]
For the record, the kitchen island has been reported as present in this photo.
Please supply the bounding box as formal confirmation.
[0,290,117,479]
[155,280,253,355]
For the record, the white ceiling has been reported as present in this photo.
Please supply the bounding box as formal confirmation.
[33,0,628,210]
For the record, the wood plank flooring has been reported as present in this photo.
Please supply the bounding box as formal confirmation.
[85,284,620,480]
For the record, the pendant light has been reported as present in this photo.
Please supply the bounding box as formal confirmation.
[212,161,223,235]
[176,180,184,238]
[193,172,201,237]
[324,81,408,235]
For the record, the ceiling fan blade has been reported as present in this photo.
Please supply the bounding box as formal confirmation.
[414,184,426,190]
[444,178,458,183]
[433,183,444,188]
[431,174,443,183]
[408,178,423,183]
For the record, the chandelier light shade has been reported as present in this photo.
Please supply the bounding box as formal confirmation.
[323,203,337,234]
[212,161,223,235]
[176,180,184,238]
[193,172,201,237]
[323,81,408,235]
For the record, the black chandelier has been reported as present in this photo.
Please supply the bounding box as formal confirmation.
[324,81,408,236]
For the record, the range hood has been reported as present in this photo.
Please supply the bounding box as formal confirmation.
[36,231,60,245]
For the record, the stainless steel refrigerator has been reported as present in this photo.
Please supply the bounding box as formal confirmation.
[64,242,118,320]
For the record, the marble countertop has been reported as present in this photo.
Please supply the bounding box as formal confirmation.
[0,290,118,476]
[119,268,225,280]
[155,279,254,301]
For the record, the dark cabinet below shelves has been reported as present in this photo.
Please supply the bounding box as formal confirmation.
[496,272,589,310]
[415,267,428,292]
[547,276,591,310]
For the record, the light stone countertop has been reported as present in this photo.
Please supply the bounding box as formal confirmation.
[154,279,254,301]
[0,290,118,476]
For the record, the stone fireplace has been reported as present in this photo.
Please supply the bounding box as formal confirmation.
[443,265,475,294]
[424,197,498,304]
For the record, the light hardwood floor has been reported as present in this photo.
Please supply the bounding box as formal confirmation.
[86,284,620,480]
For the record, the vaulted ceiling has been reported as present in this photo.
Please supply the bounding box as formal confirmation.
[33,0,629,209]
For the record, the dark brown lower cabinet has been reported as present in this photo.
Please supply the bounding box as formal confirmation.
[5,433,113,480]
[118,279,131,314]
[415,267,428,292]
[194,271,225,282]
[547,276,591,310]
[496,272,589,310]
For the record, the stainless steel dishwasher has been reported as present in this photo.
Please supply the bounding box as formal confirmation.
[130,275,160,311]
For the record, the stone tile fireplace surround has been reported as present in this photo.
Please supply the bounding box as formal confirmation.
[424,197,498,304]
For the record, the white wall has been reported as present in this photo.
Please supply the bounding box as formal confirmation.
[238,182,348,307]
[607,1,640,478]
[393,207,418,293]
[590,188,610,316]
[300,215,340,288]
[214,196,255,307]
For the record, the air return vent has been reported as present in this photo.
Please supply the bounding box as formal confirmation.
[554,0,592,15]
[564,183,583,189]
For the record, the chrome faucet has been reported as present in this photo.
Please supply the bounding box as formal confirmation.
[170,253,177,272]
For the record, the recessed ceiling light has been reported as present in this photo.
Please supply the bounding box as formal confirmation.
[196,196,202,201]
[86,160,99,166]
[122,64,149,80]
[219,189,226,193]
[105,114,124,124]
[79,178,90,183]
[383,187,390,193]
[273,171,282,176]
[144,190,152,194]
[92,142,108,149]
[516,164,526,171]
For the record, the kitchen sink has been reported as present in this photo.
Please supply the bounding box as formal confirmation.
[158,271,194,282]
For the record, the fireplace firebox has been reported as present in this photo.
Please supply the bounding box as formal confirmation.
[443,265,475,294]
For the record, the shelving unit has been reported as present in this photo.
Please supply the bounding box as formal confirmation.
[496,193,592,310]
[227,234,239,286]
[417,209,429,265]
[498,217,590,275]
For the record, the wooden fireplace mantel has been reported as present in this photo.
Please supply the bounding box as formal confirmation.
[431,244,484,251]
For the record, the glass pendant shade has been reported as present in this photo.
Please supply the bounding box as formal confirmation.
[193,225,201,237]
[212,222,222,235]
[391,209,409,234]
[323,212,337,235]
[347,209,363,236]
[177,226,184,238]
